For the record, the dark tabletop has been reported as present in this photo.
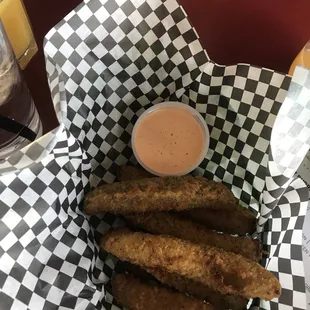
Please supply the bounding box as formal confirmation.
[23,0,310,134]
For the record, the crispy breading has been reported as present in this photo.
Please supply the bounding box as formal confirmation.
[181,207,256,235]
[125,212,261,261]
[117,165,256,234]
[112,273,213,310]
[118,165,153,181]
[102,229,281,300]
[149,268,248,310]
[84,175,237,215]
[118,261,248,310]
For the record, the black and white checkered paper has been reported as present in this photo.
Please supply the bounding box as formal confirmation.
[0,0,309,309]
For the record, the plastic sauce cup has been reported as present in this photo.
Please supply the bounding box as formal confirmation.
[132,102,210,176]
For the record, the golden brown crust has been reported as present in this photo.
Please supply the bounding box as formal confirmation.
[112,273,213,310]
[102,229,281,300]
[84,176,237,215]
[115,165,256,234]
[118,261,248,310]
[118,165,154,182]
[117,261,247,310]
[125,212,262,261]
[181,207,256,235]
[149,268,248,310]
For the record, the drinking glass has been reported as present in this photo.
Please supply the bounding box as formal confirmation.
[0,0,38,69]
[0,20,42,159]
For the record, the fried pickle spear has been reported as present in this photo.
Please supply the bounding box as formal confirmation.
[84,175,237,215]
[118,165,153,181]
[149,268,248,310]
[112,273,213,310]
[117,165,257,235]
[117,262,248,310]
[125,212,261,261]
[102,229,281,300]
[180,207,256,235]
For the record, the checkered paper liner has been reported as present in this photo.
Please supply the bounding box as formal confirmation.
[0,0,309,309]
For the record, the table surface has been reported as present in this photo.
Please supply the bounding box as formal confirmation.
[23,0,310,134]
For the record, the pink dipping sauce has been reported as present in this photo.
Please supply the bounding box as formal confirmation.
[132,103,209,176]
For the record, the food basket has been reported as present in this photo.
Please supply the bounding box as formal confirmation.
[0,0,309,309]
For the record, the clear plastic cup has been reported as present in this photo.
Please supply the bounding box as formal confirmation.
[0,20,42,159]
[132,102,210,176]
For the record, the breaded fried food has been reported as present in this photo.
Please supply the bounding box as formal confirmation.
[102,229,281,300]
[181,207,256,235]
[125,212,261,261]
[118,165,153,181]
[84,175,237,215]
[149,268,248,310]
[117,261,247,310]
[112,273,213,310]
[116,165,256,235]
[118,261,247,310]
